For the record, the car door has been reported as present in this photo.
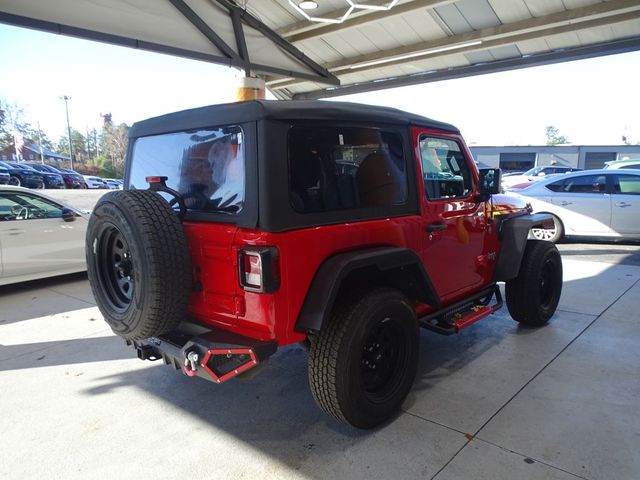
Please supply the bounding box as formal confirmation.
[548,173,611,235]
[610,173,640,236]
[413,128,487,301]
[0,191,85,281]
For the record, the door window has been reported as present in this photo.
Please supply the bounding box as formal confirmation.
[0,192,64,221]
[419,136,473,200]
[612,174,640,195]
[561,175,607,194]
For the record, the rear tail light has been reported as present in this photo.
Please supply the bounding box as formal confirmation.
[238,247,280,293]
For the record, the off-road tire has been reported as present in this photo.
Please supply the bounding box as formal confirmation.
[86,190,192,340]
[506,240,562,326]
[308,288,419,429]
[530,214,563,243]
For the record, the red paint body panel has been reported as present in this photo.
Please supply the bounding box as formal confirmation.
[181,125,504,348]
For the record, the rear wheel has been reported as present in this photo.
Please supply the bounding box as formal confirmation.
[86,190,192,340]
[506,240,563,326]
[308,288,419,429]
[530,214,563,243]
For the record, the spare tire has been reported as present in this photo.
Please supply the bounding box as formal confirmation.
[86,190,192,340]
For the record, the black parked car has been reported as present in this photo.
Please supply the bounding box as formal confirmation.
[57,167,88,189]
[19,163,66,189]
[0,164,10,185]
[0,161,44,188]
[25,163,76,189]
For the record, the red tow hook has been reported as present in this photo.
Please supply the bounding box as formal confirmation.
[183,350,200,377]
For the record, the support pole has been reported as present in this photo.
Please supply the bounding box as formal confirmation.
[235,76,265,101]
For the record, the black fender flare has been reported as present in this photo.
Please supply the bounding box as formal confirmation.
[493,213,554,281]
[295,247,440,333]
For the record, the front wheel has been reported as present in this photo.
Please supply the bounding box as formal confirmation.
[308,288,419,429]
[9,176,20,186]
[506,240,563,326]
[530,214,563,243]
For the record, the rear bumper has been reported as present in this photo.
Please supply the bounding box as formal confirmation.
[128,322,278,383]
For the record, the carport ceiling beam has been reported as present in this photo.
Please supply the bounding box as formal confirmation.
[278,0,457,42]
[270,0,640,88]
[168,0,242,63]
[217,0,338,83]
[293,37,640,99]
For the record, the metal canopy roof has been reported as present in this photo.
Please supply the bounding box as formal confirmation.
[1,0,639,100]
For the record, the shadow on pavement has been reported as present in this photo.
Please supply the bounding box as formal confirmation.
[0,335,132,370]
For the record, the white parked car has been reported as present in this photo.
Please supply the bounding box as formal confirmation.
[506,169,640,242]
[0,186,88,285]
[103,178,123,189]
[501,165,582,190]
[83,175,108,189]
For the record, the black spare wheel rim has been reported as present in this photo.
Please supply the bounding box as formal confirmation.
[86,190,192,340]
[96,223,134,312]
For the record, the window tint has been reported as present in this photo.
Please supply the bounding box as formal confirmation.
[288,126,407,213]
[0,192,63,221]
[545,179,565,192]
[613,174,640,195]
[419,136,473,200]
[562,175,606,193]
[129,126,245,214]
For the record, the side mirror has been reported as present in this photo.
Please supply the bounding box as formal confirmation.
[475,168,501,202]
[61,207,77,222]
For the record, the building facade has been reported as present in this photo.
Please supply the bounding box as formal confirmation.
[470,145,640,172]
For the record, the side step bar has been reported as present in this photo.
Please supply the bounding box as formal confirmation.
[128,322,278,384]
[419,285,503,336]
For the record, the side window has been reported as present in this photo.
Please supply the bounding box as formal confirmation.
[0,193,63,221]
[613,174,640,195]
[621,164,640,170]
[419,136,473,200]
[563,175,606,193]
[288,126,407,212]
[546,179,565,192]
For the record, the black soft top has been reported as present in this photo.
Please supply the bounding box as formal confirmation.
[129,100,459,138]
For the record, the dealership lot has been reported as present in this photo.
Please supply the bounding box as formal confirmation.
[1,244,638,480]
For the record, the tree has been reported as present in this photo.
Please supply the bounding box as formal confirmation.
[545,126,569,145]
[101,120,128,176]
[57,129,89,164]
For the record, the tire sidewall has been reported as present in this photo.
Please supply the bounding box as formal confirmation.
[87,194,153,337]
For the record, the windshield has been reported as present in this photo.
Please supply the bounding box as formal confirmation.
[129,126,245,214]
[523,166,544,176]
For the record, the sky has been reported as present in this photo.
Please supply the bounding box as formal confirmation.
[1,22,639,146]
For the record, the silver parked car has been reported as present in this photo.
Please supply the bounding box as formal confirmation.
[0,186,88,285]
[506,169,640,242]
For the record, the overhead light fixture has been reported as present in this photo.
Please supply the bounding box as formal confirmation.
[289,0,353,24]
[298,0,318,9]
[348,40,483,70]
[347,1,399,11]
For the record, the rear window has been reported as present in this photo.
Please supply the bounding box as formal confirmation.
[129,126,244,213]
[288,126,407,213]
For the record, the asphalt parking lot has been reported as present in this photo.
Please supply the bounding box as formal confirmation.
[1,240,639,480]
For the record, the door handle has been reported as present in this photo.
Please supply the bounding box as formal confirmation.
[615,202,631,208]
[560,201,573,206]
[426,223,448,232]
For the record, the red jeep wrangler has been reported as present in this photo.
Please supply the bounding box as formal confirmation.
[87,100,562,429]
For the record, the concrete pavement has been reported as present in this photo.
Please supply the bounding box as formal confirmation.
[1,254,639,480]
